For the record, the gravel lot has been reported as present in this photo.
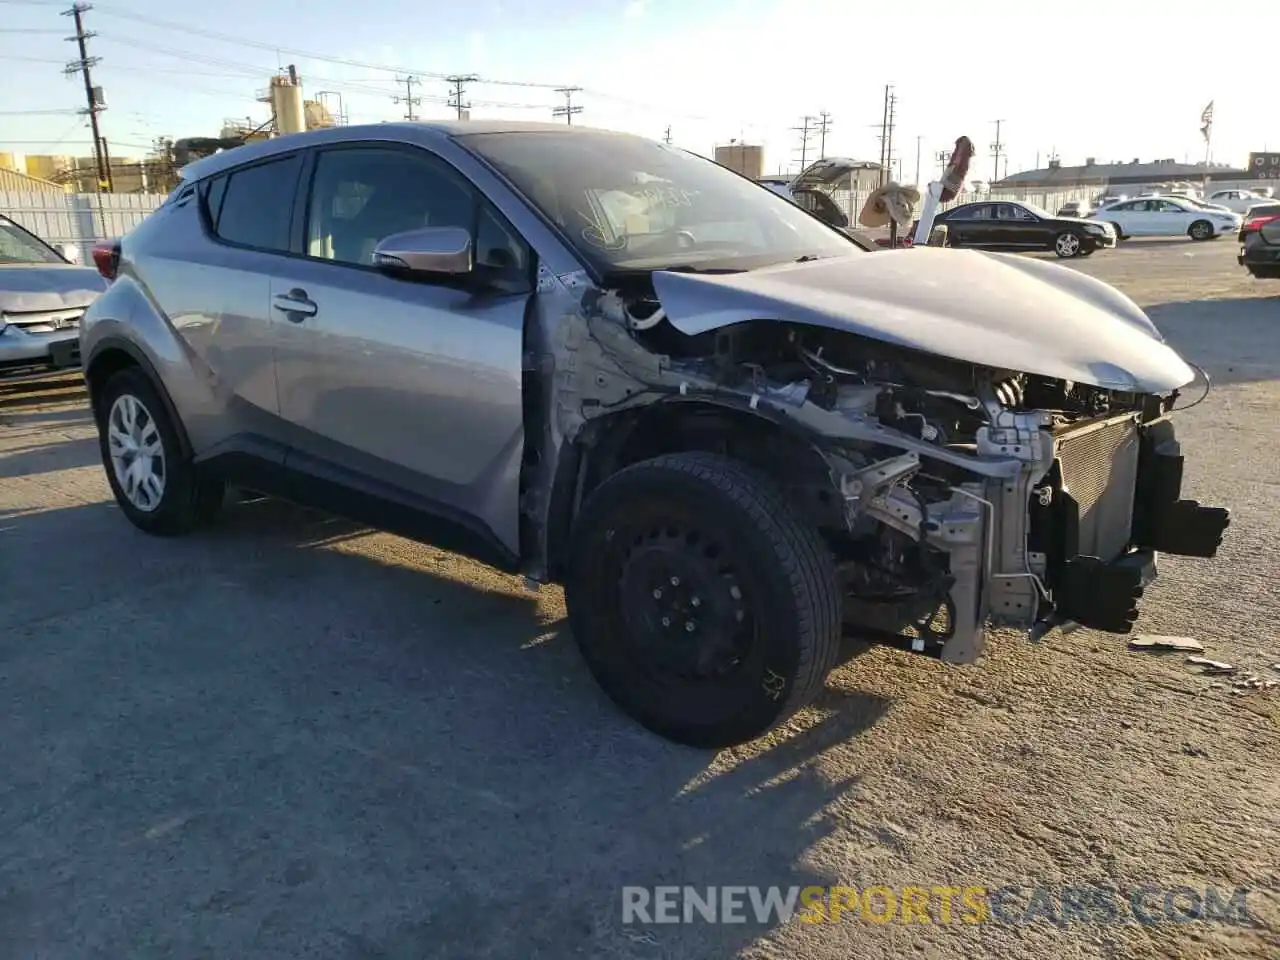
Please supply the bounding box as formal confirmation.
[1,238,1276,960]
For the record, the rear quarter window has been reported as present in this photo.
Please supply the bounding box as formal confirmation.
[202,154,301,252]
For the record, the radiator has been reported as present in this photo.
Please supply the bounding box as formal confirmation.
[1054,414,1141,562]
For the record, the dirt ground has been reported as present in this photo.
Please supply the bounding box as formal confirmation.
[0,238,1276,959]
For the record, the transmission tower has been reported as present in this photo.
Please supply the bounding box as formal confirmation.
[394,75,422,121]
[62,3,110,192]
[446,74,478,120]
[553,86,583,125]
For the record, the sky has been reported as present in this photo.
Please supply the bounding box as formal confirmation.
[3,0,1278,183]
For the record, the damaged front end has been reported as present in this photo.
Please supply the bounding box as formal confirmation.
[521,258,1231,664]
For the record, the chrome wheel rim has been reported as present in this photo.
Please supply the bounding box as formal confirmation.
[1192,222,1210,239]
[107,393,166,512]
[1056,233,1080,256]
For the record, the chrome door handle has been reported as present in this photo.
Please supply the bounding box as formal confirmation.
[273,289,317,321]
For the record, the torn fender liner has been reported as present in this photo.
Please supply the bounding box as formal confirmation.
[649,248,1194,394]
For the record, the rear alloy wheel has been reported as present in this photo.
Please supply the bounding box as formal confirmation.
[1053,231,1083,258]
[96,367,225,536]
[1188,220,1213,241]
[565,451,842,748]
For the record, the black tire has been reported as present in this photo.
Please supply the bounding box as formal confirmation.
[1078,248,1096,257]
[1248,265,1280,279]
[1052,231,1084,258]
[1109,222,1125,241]
[95,366,225,536]
[1188,219,1213,241]
[565,451,842,748]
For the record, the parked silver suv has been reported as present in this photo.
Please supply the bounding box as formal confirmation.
[81,121,1230,747]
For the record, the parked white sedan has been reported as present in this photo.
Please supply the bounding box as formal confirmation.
[1095,196,1241,240]
[1205,188,1273,214]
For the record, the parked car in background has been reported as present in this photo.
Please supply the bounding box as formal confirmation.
[78,120,1229,747]
[932,200,1116,257]
[1056,200,1092,218]
[1094,196,1241,240]
[1,214,105,379]
[1238,201,1280,278]
[1207,188,1273,213]
[758,158,877,249]
[1094,194,1127,207]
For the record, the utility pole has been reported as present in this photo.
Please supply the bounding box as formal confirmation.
[62,3,109,192]
[817,111,832,160]
[876,85,897,186]
[914,135,922,186]
[990,119,1005,183]
[885,90,897,182]
[663,125,672,144]
[394,75,421,121]
[553,86,583,125]
[445,74,477,120]
[791,115,817,171]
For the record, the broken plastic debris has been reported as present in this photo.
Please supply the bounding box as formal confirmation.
[1187,656,1237,675]
[1128,635,1204,653]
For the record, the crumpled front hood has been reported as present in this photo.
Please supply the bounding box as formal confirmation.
[0,263,106,314]
[651,248,1194,393]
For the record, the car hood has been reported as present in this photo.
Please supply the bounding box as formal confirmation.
[651,248,1194,393]
[0,263,106,314]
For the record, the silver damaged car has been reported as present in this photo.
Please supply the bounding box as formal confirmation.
[79,122,1231,748]
[2,214,104,378]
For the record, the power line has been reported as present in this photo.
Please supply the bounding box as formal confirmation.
[445,74,478,120]
[394,74,421,121]
[62,2,111,192]
[552,86,582,125]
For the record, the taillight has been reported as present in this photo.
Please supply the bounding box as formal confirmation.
[91,240,120,281]
[1242,214,1280,233]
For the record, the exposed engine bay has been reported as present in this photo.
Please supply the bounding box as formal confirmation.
[522,262,1227,665]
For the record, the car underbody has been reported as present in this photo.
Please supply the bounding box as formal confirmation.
[520,261,1230,664]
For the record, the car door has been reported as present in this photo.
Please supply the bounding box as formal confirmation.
[1151,199,1191,236]
[946,204,991,245]
[179,152,304,438]
[997,203,1043,246]
[271,142,532,553]
[1110,199,1151,236]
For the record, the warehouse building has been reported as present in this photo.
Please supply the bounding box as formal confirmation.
[993,157,1251,191]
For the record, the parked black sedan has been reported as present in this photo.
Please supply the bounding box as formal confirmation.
[1238,202,1280,278]
[934,200,1117,258]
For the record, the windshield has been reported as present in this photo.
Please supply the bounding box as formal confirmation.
[0,218,64,265]
[458,130,859,274]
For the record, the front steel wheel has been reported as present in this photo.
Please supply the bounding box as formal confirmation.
[565,452,842,748]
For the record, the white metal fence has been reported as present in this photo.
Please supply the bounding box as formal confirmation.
[2,191,167,263]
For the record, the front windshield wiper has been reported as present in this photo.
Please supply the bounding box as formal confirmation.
[793,255,825,263]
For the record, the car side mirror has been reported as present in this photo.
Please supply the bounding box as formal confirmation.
[372,226,473,277]
[59,243,81,263]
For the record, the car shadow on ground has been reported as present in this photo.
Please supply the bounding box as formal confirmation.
[1146,295,1280,387]
[0,491,893,959]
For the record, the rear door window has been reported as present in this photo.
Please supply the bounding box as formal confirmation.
[204,154,302,253]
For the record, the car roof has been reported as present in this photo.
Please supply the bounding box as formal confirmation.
[178,119,646,183]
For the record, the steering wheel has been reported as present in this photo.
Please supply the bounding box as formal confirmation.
[674,230,696,250]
